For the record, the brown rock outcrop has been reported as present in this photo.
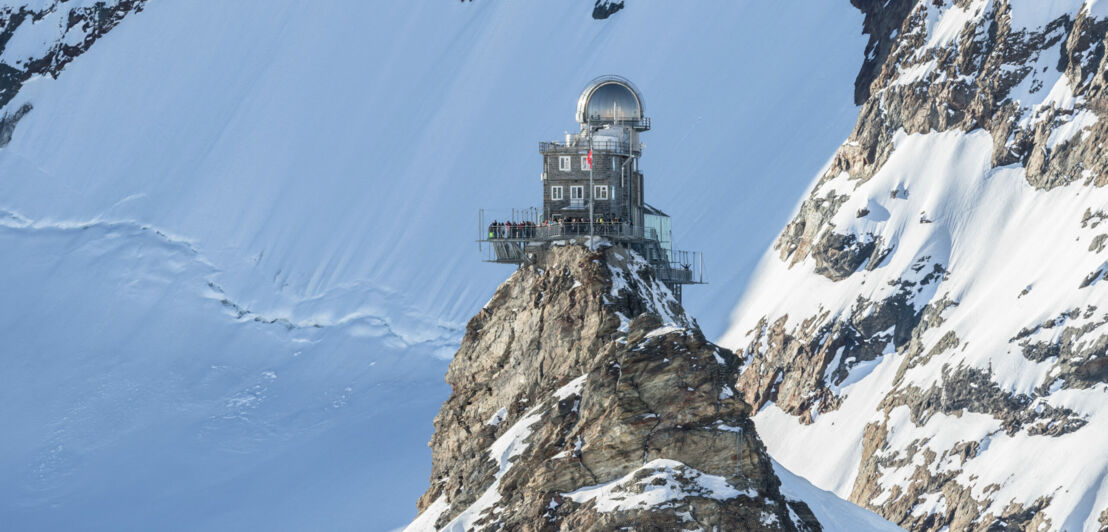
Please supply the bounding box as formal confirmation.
[407,244,821,531]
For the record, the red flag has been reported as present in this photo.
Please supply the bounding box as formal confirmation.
[587,149,592,169]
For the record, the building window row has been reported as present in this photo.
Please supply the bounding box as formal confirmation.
[551,185,608,201]
[558,155,598,172]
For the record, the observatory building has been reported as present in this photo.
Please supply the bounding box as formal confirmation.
[478,76,703,301]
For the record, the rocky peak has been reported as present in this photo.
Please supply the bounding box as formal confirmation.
[406,244,825,531]
[835,0,1108,190]
[726,1,1108,530]
[743,0,1108,421]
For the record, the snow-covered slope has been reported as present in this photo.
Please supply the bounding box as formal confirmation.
[0,0,863,336]
[0,210,454,530]
[0,1,866,530]
[724,1,1108,530]
[773,459,904,532]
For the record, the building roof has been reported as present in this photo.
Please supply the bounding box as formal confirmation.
[643,203,669,217]
[575,75,645,125]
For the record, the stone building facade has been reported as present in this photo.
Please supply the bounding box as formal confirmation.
[539,76,650,227]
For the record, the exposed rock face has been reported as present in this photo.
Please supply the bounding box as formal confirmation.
[829,0,1108,191]
[0,0,145,146]
[725,1,1108,530]
[406,244,822,531]
[591,1,625,20]
[783,0,1108,284]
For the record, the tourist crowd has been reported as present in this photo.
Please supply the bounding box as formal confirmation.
[487,217,626,239]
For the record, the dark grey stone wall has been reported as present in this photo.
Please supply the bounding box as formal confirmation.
[542,150,636,221]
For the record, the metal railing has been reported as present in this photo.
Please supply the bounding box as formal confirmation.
[483,220,647,241]
[540,138,638,155]
[477,208,704,285]
[650,248,704,285]
[585,116,651,130]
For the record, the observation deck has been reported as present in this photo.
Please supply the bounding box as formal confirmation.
[477,208,704,295]
[478,75,702,303]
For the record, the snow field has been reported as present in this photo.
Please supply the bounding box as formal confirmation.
[731,1,1108,528]
[0,208,452,531]
[728,125,1108,527]
[772,459,904,532]
[0,0,867,529]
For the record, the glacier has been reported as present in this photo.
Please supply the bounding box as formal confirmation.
[0,1,867,530]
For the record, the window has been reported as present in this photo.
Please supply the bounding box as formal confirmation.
[570,186,584,200]
[580,155,591,171]
[611,157,617,170]
[559,156,571,172]
[594,185,609,200]
[551,186,563,200]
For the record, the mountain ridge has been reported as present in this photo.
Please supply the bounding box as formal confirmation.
[724,1,1108,530]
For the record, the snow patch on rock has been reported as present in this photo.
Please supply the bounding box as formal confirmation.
[563,459,752,512]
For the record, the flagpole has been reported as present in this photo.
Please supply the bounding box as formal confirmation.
[588,125,594,250]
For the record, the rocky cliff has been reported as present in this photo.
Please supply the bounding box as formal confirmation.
[724,1,1108,531]
[404,244,897,531]
[0,0,146,146]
